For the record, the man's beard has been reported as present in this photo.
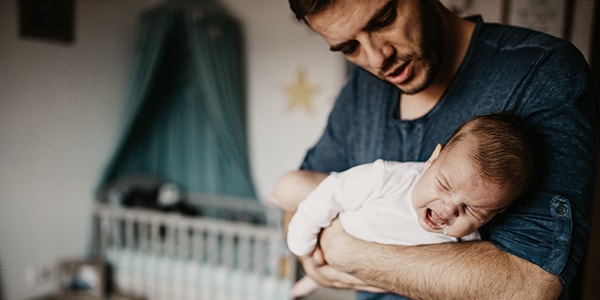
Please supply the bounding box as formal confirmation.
[400,0,444,95]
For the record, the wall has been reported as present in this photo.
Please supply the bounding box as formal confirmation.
[0,0,342,299]
[0,1,157,299]
[221,0,344,199]
[0,1,595,299]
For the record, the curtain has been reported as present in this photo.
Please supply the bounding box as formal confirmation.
[96,0,256,202]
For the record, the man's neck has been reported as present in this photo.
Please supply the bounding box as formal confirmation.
[399,9,476,120]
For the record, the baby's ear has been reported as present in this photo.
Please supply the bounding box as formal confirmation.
[424,144,442,170]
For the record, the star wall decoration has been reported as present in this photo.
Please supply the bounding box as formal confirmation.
[283,68,320,113]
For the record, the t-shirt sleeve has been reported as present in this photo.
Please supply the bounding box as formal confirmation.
[486,40,597,287]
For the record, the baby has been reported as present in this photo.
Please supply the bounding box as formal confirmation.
[269,113,536,297]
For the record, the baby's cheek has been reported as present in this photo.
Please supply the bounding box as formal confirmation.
[455,220,477,237]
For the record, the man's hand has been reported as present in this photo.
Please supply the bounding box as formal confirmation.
[298,244,386,293]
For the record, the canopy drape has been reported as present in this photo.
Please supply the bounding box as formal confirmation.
[97,0,256,201]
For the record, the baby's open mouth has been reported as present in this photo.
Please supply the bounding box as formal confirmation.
[425,208,446,230]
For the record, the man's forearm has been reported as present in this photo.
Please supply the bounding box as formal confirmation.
[320,221,563,300]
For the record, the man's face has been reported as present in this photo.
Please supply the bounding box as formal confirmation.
[306,0,444,94]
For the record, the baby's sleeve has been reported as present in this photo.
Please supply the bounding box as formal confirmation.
[286,160,385,256]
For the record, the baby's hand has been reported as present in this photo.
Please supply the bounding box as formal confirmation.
[291,276,320,297]
[287,216,322,256]
[286,234,317,257]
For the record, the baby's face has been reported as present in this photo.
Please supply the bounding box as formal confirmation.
[412,147,512,237]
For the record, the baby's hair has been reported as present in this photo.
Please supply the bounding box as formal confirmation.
[443,113,536,197]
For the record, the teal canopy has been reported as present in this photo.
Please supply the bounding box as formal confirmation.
[97,0,257,201]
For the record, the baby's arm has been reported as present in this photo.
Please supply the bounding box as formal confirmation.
[286,173,341,256]
[268,170,330,296]
[287,161,384,256]
[268,170,328,212]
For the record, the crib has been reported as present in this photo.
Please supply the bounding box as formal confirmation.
[93,194,295,300]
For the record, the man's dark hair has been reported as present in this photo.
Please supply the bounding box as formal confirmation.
[288,0,335,23]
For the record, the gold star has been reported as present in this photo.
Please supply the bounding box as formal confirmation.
[283,68,320,113]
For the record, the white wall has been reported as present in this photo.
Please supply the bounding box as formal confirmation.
[0,1,153,299]
[0,1,594,299]
[571,0,596,61]
[0,0,342,299]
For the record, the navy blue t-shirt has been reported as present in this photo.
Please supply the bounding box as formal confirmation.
[301,16,597,298]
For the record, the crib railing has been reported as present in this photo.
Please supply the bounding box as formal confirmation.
[94,201,295,300]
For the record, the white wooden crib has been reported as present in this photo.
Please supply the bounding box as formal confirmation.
[93,195,295,300]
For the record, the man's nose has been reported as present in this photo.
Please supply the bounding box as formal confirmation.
[358,34,386,69]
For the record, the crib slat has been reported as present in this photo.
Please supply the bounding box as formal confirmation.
[97,210,107,257]
[93,202,293,300]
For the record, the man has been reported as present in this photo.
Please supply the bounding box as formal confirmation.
[284,0,597,299]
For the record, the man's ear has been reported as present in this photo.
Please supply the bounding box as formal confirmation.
[423,144,442,170]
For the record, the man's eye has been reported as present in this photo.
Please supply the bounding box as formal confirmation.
[366,0,398,30]
[374,8,396,28]
[341,41,359,55]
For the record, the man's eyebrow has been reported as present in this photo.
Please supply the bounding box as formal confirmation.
[364,0,397,31]
[329,0,397,52]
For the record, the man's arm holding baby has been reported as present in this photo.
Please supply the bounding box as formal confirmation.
[317,220,562,299]
[274,170,563,298]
